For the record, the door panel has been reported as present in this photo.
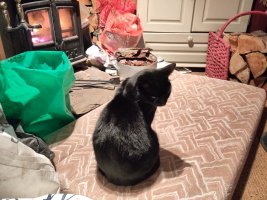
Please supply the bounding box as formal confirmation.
[192,0,253,32]
[137,0,195,32]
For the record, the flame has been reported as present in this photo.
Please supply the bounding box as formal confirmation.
[27,8,76,45]
[27,9,52,44]
[58,8,76,38]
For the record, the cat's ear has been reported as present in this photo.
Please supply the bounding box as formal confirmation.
[122,77,138,98]
[158,63,176,76]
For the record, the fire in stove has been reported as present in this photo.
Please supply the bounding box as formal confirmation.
[28,9,52,44]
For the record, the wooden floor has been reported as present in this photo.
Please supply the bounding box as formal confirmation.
[190,68,267,200]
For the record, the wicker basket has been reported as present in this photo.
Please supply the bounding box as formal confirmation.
[205,10,267,80]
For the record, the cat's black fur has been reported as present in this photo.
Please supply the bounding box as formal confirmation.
[92,63,176,186]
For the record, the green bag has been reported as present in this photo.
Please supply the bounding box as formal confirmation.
[0,51,75,139]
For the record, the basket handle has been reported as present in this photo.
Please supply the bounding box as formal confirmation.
[218,10,267,38]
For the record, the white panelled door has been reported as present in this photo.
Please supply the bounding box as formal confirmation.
[137,0,254,68]
[192,0,254,32]
[137,0,195,32]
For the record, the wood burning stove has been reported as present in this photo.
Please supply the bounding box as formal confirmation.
[0,0,89,65]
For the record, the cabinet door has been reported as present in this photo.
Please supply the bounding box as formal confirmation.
[137,0,195,32]
[192,0,253,32]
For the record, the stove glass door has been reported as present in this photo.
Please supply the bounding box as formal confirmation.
[58,8,76,39]
[27,9,53,45]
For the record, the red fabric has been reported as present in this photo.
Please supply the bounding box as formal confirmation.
[248,0,267,32]
[104,10,142,35]
[96,0,137,28]
[100,10,143,53]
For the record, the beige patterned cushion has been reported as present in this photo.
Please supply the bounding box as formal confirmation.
[49,71,266,199]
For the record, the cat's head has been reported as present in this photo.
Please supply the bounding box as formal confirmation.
[122,63,176,106]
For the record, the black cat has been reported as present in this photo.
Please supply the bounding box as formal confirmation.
[92,63,176,186]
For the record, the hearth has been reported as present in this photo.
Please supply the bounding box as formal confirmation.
[0,0,90,65]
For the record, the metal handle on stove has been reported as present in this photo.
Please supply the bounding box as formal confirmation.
[15,0,25,23]
[0,2,12,30]
[0,0,42,32]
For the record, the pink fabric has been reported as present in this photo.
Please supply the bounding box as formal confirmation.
[205,32,230,80]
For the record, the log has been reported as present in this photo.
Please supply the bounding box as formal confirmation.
[262,82,267,93]
[235,66,250,84]
[245,52,267,78]
[88,11,98,33]
[249,76,267,88]
[229,52,247,75]
[251,31,267,53]
[238,35,266,54]
[228,34,239,53]
[223,33,239,53]
[226,32,267,87]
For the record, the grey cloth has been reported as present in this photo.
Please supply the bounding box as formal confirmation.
[16,130,55,161]
[0,104,54,161]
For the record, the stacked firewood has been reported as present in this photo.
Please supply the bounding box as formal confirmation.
[224,31,267,88]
